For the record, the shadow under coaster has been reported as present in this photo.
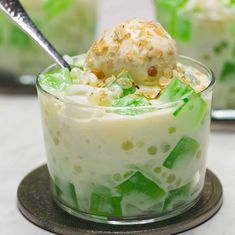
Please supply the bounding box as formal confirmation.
[17,165,223,235]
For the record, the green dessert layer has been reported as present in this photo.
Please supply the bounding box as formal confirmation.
[159,78,193,102]
[52,176,79,210]
[164,182,192,211]
[173,93,208,128]
[39,68,72,92]
[163,137,200,169]
[89,193,122,217]
[51,163,202,217]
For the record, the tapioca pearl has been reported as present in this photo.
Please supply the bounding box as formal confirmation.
[147,146,158,155]
[166,174,176,183]
[122,141,134,151]
[74,165,82,174]
[203,54,211,61]
[153,166,162,174]
[168,126,176,134]
[160,143,171,153]
[136,140,145,148]
[113,173,122,182]
[175,178,182,187]
[53,136,59,145]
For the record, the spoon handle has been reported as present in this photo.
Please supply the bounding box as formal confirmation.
[0,0,71,69]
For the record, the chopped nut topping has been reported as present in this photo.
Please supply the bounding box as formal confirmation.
[136,85,161,99]
[92,70,105,79]
[164,68,173,79]
[159,77,171,87]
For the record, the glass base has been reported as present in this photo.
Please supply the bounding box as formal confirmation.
[53,195,200,225]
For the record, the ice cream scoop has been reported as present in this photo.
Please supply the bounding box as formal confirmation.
[85,19,177,86]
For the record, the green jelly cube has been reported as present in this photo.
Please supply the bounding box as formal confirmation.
[106,71,136,98]
[173,93,208,128]
[159,78,193,102]
[116,172,165,212]
[164,183,191,211]
[52,176,79,210]
[89,193,122,217]
[163,137,200,169]
[113,95,150,107]
[121,203,144,216]
[39,68,72,92]
[112,95,151,116]
[117,71,136,97]
[220,62,235,82]
[122,86,136,97]
[116,171,165,200]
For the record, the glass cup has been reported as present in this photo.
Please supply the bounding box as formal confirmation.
[154,0,235,118]
[36,56,215,224]
[0,0,97,90]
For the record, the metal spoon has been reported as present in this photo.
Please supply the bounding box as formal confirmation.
[0,0,71,70]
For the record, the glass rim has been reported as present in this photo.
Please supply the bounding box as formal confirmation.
[36,55,216,111]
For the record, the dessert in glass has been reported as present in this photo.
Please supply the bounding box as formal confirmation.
[0,0,96,85]
[37,19,215,224]
[154,0,235,110]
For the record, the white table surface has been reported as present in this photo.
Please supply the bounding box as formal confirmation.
[0,0,235,234]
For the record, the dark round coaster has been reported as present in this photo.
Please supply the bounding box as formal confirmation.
[17,165,223,235]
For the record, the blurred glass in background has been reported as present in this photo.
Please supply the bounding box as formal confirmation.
[154,0,235,111]
[0,0,97,93]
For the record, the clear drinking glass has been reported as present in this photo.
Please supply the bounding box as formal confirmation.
[154,0,235,115]
[0,0,97,88]
[36,56,215,225]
